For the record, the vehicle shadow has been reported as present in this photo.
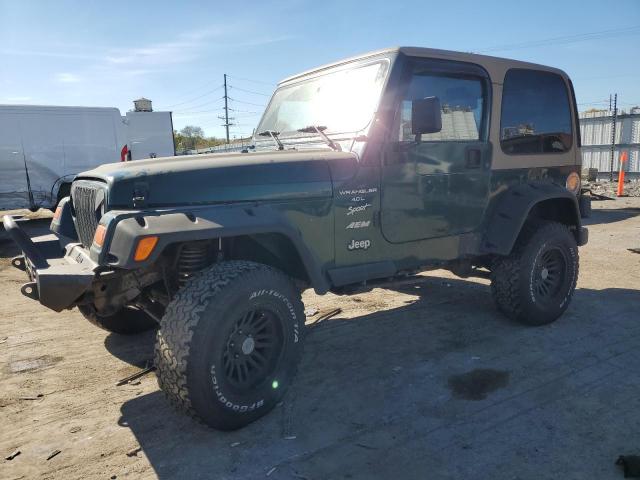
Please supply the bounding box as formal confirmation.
[583,206,640,226]
[117,275,640,480]
[104,329,156,368]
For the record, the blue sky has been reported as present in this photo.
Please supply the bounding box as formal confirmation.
[1,0,639,138]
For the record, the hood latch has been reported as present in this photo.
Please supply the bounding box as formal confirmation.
[133,182,148,208]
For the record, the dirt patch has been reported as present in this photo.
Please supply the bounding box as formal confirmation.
[447,368,510,401]
[6,355,63,374]
[0,198,639,479]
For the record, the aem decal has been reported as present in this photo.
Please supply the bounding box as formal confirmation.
[346,220,371,229]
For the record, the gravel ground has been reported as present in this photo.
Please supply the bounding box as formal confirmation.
[1,198,639,480]
[584,180,640,198]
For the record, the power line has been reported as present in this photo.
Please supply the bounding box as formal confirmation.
[577,100,609,106]
[573,73,637,81]
[229,108,260,114]
[229,85,271,97]
[162,76,224,100]
[479,25,640,53]
[173,97,225,113]
[227,74,275,86]
[577,99,640,108]
[160,85,224,109]
[172,109,224,115]
[228,97,266,108]
[233,113,261,119]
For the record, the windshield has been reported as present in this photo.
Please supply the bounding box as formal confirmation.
[256,60,389,138]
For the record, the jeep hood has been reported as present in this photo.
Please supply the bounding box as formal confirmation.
[78,150,357,208]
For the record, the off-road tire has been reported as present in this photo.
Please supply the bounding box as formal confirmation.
[154,261,304,430]
[579,195,592,219]
[78,304,157,334]
[491,221,579,326]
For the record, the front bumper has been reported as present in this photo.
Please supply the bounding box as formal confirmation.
[2,215,97,312]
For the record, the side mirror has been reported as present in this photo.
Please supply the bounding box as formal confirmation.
[411,96,442,135]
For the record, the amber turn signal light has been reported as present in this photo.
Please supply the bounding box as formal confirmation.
[566,171,580,194]
[93,224,107,247]
[134,236,158,261]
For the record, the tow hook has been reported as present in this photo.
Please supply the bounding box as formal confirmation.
[11,255,26,271]
[20,282,39,301]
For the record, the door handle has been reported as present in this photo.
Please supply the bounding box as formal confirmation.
[465,148,482,169]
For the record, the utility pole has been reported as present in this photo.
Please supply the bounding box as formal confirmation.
[609,93,618,181]
[219,73,234,144]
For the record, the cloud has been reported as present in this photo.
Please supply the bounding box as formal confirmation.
[103,25,239,67]
[54,72,82,83]
[3,96,33,102]
[215,34,294,49]
[0,49,98,60]
[104,42,197,66]
[3,23,292,117]
[102,25,293,68]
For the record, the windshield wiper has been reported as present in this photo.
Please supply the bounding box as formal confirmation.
[297,125,341,151]
[257,130,284,150]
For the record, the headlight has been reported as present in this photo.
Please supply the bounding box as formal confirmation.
[566,171,581,195]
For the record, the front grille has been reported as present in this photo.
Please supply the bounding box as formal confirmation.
[71,182,105,248]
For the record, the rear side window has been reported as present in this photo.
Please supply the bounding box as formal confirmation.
[500,69,572,154]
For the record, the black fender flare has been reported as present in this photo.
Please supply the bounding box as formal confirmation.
[103,204,330,294]
[481,182,583,255]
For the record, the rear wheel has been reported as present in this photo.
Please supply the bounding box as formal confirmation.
[78,304,157,334]
[491,221,579,326]
[154,260,304,430]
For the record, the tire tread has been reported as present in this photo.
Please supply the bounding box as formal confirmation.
[154,260,302,424]
[491,221,579,325]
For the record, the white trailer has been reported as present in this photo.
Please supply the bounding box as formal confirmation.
[125,110,175,160]
[0,104,174,211]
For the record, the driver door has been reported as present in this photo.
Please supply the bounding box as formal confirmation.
[380,57,492,243]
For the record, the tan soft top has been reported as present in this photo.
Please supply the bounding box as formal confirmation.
[279,47,569,86]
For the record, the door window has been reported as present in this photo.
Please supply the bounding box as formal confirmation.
[397,62,488,142]
[500,69,573,154]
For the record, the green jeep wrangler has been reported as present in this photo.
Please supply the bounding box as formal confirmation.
[3,47,588,430]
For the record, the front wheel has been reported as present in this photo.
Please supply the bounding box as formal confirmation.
[154,261,304,430]
[491,221,579,326]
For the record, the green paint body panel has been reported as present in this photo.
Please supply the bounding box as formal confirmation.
[70,48,584,292]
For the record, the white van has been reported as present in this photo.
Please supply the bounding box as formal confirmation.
[0,105,174,211]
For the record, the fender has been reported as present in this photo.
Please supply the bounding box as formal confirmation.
[101,204,331,294]
[481,182,584,256]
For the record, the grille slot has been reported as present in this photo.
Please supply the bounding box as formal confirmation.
[71,182,104,248]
